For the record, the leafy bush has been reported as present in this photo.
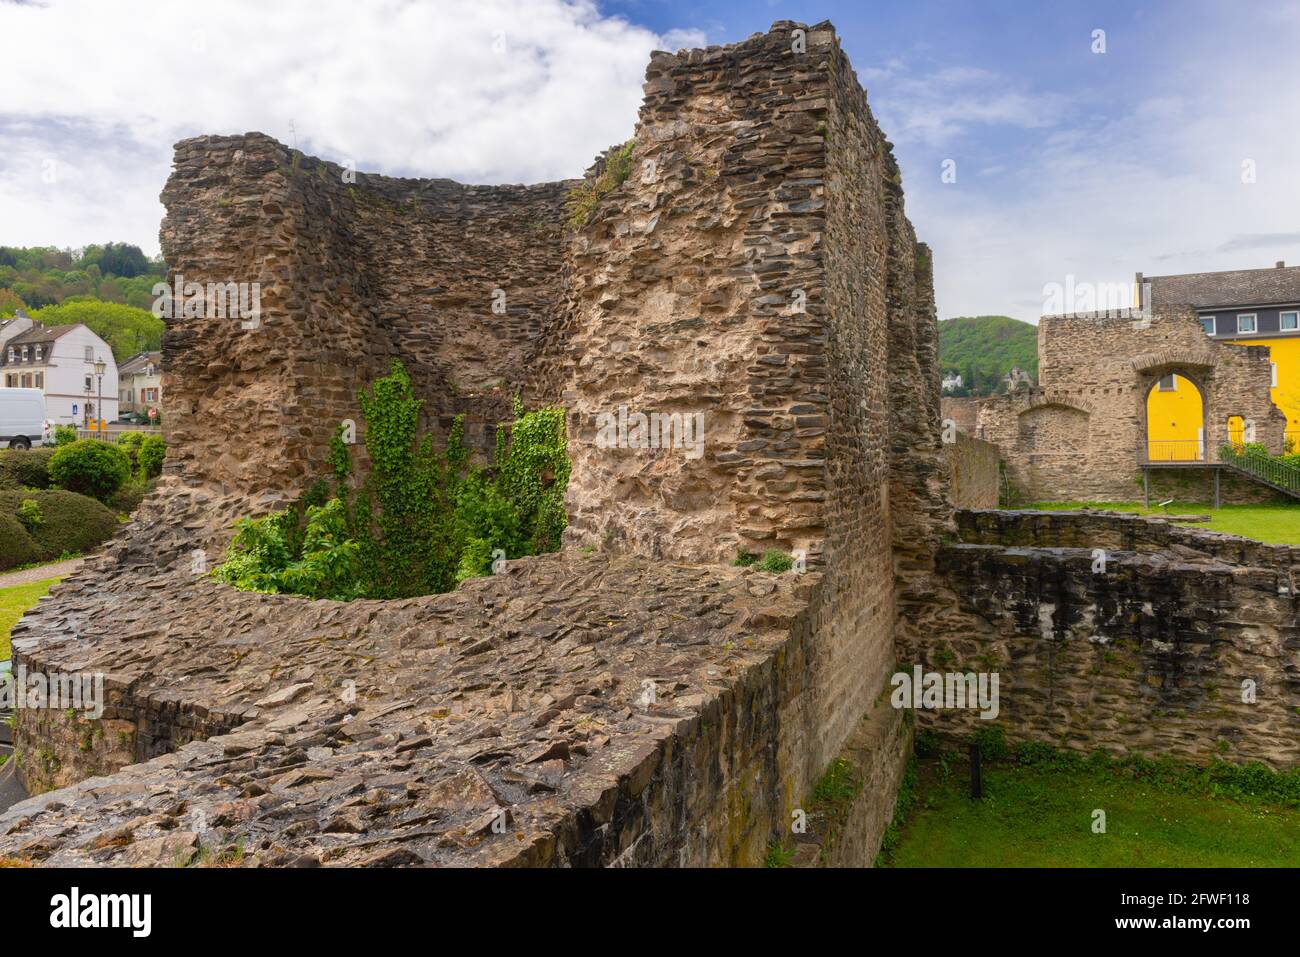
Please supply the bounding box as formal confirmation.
[48,440,131,502]
[214,361,570,601]
[54,424,77,446]
[137,435,166,479]
[0,489,118,571]
[0,447,55,489]
[566,139,636,228]
[17,499,43,531]
[759,550,794,573]
[0,512,39,570]
[116,430,145,468]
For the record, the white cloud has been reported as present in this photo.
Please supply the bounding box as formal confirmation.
[0,0,704,254]
[893,28,1300,321]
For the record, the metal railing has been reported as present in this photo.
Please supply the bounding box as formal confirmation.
[1144,439,1204,462]
[1220,442,1300,496]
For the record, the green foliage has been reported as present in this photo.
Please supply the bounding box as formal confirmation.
[763,843,795,868]
[29,299,164,363]
[0,243,164,314]
[875,755,919,866]
[136,434,166,479]
[0,447,55,489]
[115,430,145,468]
[759,550,794,573]
[216,362,571,602]
[938,315,1038,397]
[17,499,43,531]
[971,725,1009,761]
[53,425,77,446]
[566,139,636,228]
[47,440,131,502]
[0,489,119,571]
[732,551,758,567]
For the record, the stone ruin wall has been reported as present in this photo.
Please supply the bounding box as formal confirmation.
[917,509,1299,768]
[159,135,573,500]
[3,22,947,867]
[973,309,1286,502]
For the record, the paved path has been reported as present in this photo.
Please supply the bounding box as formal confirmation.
[0,557,83,590]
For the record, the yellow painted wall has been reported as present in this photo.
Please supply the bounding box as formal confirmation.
[1146,374,1203,460]
[1226,336,1300,451]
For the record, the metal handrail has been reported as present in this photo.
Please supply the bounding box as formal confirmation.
[1220,442,1300,495]
[1144,439,1204,463]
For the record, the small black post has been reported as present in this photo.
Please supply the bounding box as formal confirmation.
[970,741,983,800]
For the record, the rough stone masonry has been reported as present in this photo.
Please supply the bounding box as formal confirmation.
[4,21,1295,869]
[0,22,948,866]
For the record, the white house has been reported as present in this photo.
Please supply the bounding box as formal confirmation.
[0,311,119,427]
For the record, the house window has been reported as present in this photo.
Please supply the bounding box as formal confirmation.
[34,344,41,361]
[1237,313,1257,333]
[3,374,11,387]
[1158,373,1177,392]
[84,376,92,391]
[20,346,28,361]
[1201,315,1216,335]
[1282,311,1299,331]
[84,345,93,361]
[35,372,43,389]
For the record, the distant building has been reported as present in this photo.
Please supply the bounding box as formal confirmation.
[1141,260,1300,447]
[0,310,119,426]
[1002,365,1032,389]
[941,372,963,392]
[118,351,162,419]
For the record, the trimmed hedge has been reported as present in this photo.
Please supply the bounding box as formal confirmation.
[0,489,119,571]
[0,447,55,490]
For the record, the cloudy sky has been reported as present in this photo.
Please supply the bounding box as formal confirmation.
[1,0,1297,321]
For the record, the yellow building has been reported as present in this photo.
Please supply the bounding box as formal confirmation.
[1141,262,1300,456]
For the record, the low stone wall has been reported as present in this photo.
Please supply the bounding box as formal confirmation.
[915,509,1300,768]
[956,507,1300,573]
[944,433,1000,508]
[1143,466,1290,506]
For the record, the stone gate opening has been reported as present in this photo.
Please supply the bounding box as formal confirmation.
[1144,371,1205,461]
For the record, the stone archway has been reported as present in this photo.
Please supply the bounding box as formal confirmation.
[1142,372,1206,461]
[1133,359,1213,464]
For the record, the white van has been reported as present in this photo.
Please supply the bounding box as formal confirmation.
[0,388,48,449]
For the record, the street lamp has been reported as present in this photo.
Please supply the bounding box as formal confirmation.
[93,358,106,434]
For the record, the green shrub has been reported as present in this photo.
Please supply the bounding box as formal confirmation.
[215,361,570,601]
[566,139,636,228]
[54,424,77,446]
[0,489,117,570]
[759,550,794,573]
[137,435,166,479]
[971,725,1009,761]
[48,440,131,502]
[116,431,146,468]
[0,511,40,571]
[0,447,55,489]
[17,499,43,531]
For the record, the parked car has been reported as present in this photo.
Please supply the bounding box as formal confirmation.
[0,388,47,449]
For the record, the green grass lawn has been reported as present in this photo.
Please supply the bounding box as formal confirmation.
[0,576,63,660]
[886,757,1300,867]
[1025,501,1300,544]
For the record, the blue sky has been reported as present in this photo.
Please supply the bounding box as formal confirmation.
[2,0,1297,321]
